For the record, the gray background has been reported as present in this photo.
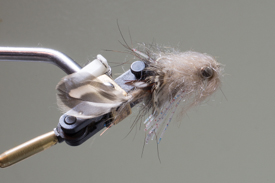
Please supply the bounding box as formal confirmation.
[0,0,274,183]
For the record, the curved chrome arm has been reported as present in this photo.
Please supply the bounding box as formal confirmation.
[0,47,81,74]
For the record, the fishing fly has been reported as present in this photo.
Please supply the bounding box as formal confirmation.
[121,43,222,144]
[56,31,222,145]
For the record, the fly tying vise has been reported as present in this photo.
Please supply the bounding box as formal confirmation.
[0,43,222,168]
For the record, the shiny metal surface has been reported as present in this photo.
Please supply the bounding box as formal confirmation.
[0,47,81,74]
[0,131,58,168]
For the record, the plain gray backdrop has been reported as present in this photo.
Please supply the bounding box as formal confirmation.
[0,0,274,183]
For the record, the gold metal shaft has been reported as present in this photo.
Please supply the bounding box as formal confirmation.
[0,131,58,168]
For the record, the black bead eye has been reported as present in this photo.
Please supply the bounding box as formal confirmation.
[200,67,214,79]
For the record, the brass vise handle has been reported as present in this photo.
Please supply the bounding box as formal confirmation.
[0,131,58,168]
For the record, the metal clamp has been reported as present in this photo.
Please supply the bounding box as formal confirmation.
[0,47,146,167]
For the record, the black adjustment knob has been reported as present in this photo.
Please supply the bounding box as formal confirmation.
[64,116,76,125]
[130,61,146,79]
